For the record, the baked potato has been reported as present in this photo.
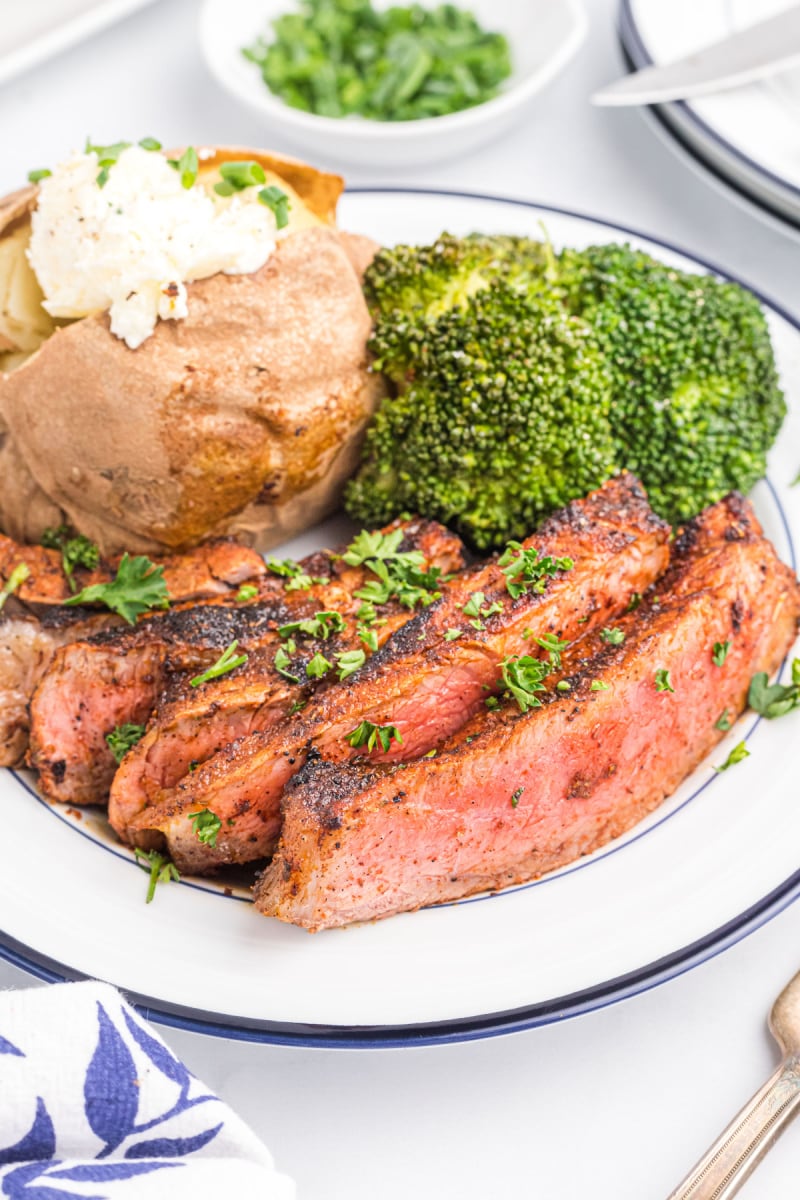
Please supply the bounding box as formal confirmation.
[0,146,384,554]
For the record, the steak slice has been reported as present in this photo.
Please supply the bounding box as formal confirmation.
[0,534,268,607]
[108,517,465,833]
[128,474,670,871]
[108,598,427,838]
[31,518,464,806]
[255,493,800,931]
[0,606,118,766]
[0,538,267,768]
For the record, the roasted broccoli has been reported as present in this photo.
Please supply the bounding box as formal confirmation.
[346,283,618,550]
[345,235,785,546]
[363,233,549,382]
[557,243,786,524]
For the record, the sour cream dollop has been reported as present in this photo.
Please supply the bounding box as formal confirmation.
[27,145,279,349]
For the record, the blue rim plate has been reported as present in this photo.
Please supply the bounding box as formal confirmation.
[2,187,799,1048]
[619,0,800,232]
[614,25,800,243]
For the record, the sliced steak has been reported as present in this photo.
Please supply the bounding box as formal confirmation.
[0,606,118,766]
[0,534,267,607]
[108,597,428,838]
[0,538,267,768]
[128,474,670,870]
[256,493,800,930]
[31,518,464,807]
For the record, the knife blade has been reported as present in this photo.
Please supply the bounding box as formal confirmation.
[592,4,800,106]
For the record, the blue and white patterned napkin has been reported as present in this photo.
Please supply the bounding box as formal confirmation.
[0,981,294,1198]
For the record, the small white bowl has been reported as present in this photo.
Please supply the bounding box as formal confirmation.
[199,0,587,168]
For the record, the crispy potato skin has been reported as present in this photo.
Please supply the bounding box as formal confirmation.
[0,147,384,554]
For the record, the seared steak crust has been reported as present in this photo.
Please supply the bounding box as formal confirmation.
[0,535,267,608]
[255,493,800,930]
[31,518,464,806]
[127,474,670,871]
[0,538,268,769]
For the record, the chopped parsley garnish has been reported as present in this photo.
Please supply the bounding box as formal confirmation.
[444,628,463,641]
[345,528,442,610]
[511,786,524,808]
[484,696,500,710]
[259,185,291,229]
[355,557,442,609]
[712,641,731,667]
[343,529,406,565]
[235,583,259,602]
[106,723,146,764]
[167,145,199,189]
[288,572,329,590]
[535,633,569,669]
[264,556,328,591]
[306,651,333,678]
[279,610,346,641]
[655,669,674,693]
[41,526,99,592]
[461,591,503,629]
[336,649,366,680]
[748,660,800,719]
[265,556,303,578]
[498,543,574,600]
[64,553,168,624]
[134,848,180,903]
[27,168,52,183]
[556,680,571,692]
[356,600,379,625]
[274,645,300,682]
[715,709,732,732]
[357,625,379,652]
[346,720,403,754]
[214,159,266,195]
[289,699,307,714]
[600,627,625,646]
[626,592,642,613]
[188,808,222,848]
[0,562,30,611]
[590,680,610,692]
[500,655,549,713]
[715,741,750,773]
[190,640,248,687]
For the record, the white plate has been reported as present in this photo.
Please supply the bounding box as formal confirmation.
[0,0,158,87]
[198,0,587,167]
[621,0,800,231]
[2,189,800,1048]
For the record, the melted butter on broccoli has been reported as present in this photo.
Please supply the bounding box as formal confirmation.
[345,235,785,546]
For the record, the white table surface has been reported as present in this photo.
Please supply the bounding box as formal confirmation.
[2,0,800,1196]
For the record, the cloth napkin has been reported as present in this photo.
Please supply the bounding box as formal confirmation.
[0,981,294,1199]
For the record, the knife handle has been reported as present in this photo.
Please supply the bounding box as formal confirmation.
[667,1054,800,1199]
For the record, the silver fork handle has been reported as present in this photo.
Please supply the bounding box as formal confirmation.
[667,1054,800,1199]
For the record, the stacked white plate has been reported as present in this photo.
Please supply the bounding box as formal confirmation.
[619,0,800,238]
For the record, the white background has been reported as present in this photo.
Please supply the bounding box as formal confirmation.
[1,0,800,1196]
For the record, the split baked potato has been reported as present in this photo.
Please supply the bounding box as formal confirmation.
[0,146,384,554]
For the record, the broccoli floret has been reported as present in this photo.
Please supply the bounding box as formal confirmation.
[558,243,786,524]
[364,233,549,381]
[345,283,618,550]
[347,236,786,549]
